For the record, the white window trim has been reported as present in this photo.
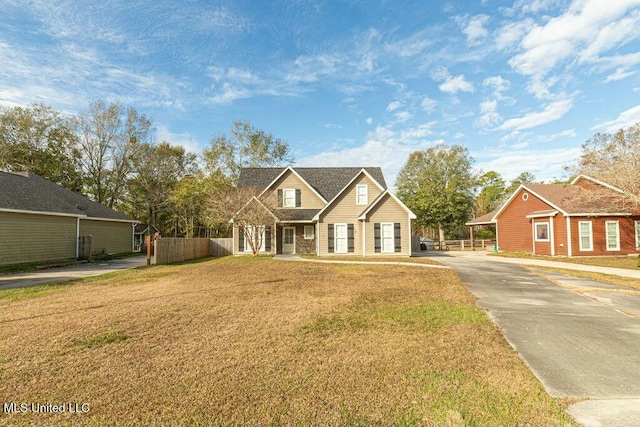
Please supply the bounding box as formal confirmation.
[283,188,295,208]
[534,222,550,242]
[380,222,394,253]
[635,220,640,250]
[334,223,348,254]
[244,226,265,252]
[304,225,314,239]
[605,221,620,251]
[578,221,593,252]
[356,184,368,205]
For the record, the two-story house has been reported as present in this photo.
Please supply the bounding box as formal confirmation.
[233,166,416,256]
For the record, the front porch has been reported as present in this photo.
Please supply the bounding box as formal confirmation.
[275,223,316,255]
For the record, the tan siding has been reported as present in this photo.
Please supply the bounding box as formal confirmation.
[79,219,132,255]
[0,211,76,265]
[365,193,411,256]
[318,174,383,256]
[262,170,325,208]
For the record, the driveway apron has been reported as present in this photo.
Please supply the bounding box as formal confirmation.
[428,252,640,426]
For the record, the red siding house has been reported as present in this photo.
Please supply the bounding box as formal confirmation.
[467,175,640,256]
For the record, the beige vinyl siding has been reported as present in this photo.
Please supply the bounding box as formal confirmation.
[79,219,132,255]
[0,211,77,265]
[262,170,326,209]
[318,174,383,256]
[365,193,411,256]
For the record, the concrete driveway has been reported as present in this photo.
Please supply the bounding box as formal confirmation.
[0,256,148,290]
[426,251,640,426]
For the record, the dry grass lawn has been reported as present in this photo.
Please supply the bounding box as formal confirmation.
[0,257,573,426]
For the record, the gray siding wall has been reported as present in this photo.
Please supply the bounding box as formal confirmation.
[0,211,77,265]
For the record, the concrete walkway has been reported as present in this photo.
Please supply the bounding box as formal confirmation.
[0,256,148,290]
[440,250,640,279]
[273,254,450,269]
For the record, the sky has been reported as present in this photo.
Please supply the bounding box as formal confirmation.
[2,0,640,187]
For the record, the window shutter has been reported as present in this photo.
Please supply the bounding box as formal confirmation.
[348,224,354,253]
[295,189,301,207]
[265,226,271,251]
[374,223,381,253]
[328,224,334,253]
[238,227,245,252]
[277,189,283,207]
[394,223,401,252]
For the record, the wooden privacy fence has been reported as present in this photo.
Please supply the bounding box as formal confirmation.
[210,238,233,256]
[153,237,233,265]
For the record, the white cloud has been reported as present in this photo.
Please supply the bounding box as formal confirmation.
[386,101,402,112]
[593,105,640,132]
[461,14,490,45]
[495,19,535,51]
[365,117,373,125]
[498,99,573,130]
[156,125,203,154]
[476,147,581,181]
[475,100,502,128]
[438,75,475,94]
[483,76,511,99]
[394,111,413,123]
[324,123,342,129]
[421,96,437,113]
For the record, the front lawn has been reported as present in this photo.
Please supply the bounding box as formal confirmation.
[0,257,573,426]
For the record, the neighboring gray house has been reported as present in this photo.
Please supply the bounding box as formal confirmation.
[0,171,138,266]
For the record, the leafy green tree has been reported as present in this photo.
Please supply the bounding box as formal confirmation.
[396,144,477,245]
[576,122,640,208]
[475,171,506,215]
[0,104,82,191]
[75,100,153,208]
[204,120,293,185]
[505,171,537,196]
[127,141,197,234]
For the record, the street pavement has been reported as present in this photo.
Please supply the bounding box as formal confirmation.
[427,251,640,427]
[0,256,148,290]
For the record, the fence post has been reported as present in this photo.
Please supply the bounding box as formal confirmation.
[461,240,464,251]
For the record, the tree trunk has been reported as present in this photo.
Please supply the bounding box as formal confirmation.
[438,222,446,251]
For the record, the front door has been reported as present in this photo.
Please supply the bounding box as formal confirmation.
[334,223,347,253]
[283,227,295,254]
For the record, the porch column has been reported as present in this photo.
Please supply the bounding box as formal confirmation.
[549,216,555,256]
[469,225,474,251]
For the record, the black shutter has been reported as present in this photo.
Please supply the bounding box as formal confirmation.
[374,223,381,253]
[394,223,401,252]
[295,189,301,207]
[265,226,271,251]
[348,224,354,253]
[277,189,283,207]
[328,224,334,253]
[238,227,244,252]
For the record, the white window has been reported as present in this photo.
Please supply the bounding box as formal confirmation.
[578,221,593,251]
[606,221,620,251]
[283,188,295,208]
[304,225,314,239]
[356,184,368,205]
[381,222,394,253]
[534,222,549,242]
[334,223,348,253]
[635,220,640,250]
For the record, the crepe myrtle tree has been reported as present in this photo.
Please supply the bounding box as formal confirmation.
[208,187,278,256]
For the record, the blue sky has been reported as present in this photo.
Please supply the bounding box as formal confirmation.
[2,0,640,186]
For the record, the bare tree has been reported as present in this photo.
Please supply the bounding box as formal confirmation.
[574,122,640,209]
[208,187,278,256]
[75,100,153,207]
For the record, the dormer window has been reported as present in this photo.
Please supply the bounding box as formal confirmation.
[356,185,368,205]
[283,188,295,207]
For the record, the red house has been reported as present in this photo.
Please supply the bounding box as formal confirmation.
[468,175,640,256]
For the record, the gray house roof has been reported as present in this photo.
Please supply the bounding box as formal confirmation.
[0,171,136,222]
[238,167,387,201]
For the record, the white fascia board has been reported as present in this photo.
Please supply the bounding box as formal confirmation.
[0,207,85,218]
[570,174,625,194]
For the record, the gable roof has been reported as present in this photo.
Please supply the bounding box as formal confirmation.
[465,208,499,226]
[0,171,136,222]
[357,189,416,220]
[238,167,387,201]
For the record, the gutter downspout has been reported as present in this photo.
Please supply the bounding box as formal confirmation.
[566,216,572,257]
[362,219,366,257]
[75,217,80,259]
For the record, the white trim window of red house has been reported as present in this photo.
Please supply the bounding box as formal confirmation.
[605,221,620,251]
[636,220,640,250]
[579,221,593,251]
[534,222,550,242]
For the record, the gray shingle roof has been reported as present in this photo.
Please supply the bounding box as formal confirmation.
[238,167,387,201]
[0,171,136,221]
[275,209,320,221]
